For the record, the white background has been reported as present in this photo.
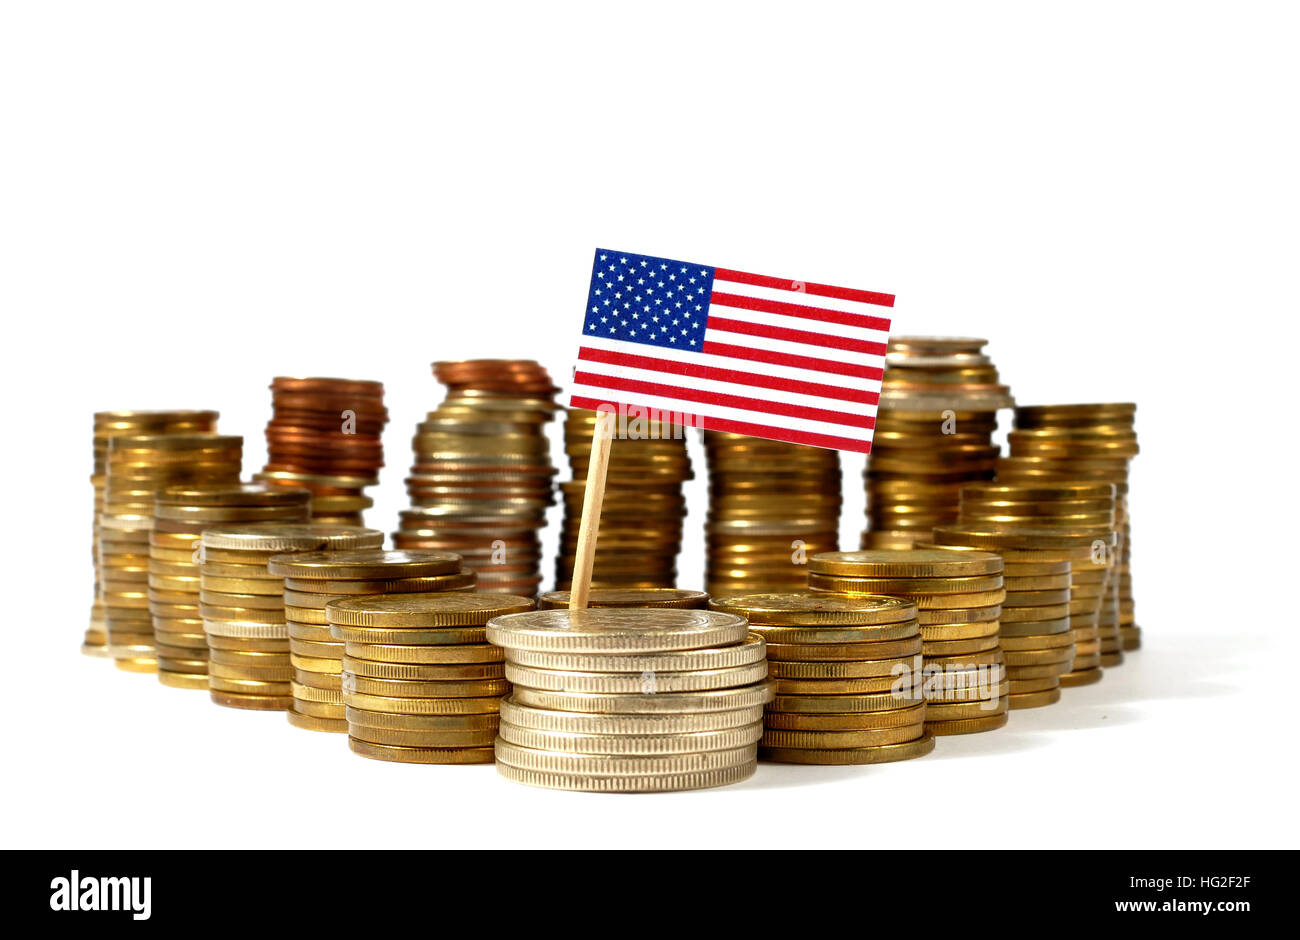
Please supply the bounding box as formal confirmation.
[2,1,1297,849]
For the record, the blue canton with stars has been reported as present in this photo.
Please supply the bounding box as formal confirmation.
[582,249,715,351]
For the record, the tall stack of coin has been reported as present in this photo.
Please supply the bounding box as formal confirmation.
[101,433,242,672]
[555,408,692,589]
[266,551,476,731]
[957,481,1117,697]
[487,609,771,791]
[199,524,384,712]
[805,550,1008,735]
[87,410,220,656]
[701,432,841,596]
[862,337,1012,549]
[537,588,709,610]
[254,377,388,524]
[707,593,933,762]
[330,593,534,762]
[151,485,311,690]
[931,525,1115,689]
[393,360,559,595]
[1007,403,1141,656]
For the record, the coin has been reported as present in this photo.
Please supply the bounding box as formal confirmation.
[268,550,461,580]
[486,608,749,653]
[536,588,709,609]
[499,722,763,755]
[809,549,1003,578]
[505,634,766,673]
[509,682,775,714]
[497,698,765,735]
[326,592,536,627]
[759,732,936,764]
[708,592,916,625]
[495,761,756,792]
[348,739,495,764]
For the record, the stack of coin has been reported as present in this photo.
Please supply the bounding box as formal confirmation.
[101,433,242,672]
[87,410,220,656]
[331,593,535,762]
[487,609,771,792]
[862,337,1013,549]
[151,484,311,690]
[266,550,476,731]
[707,593,934,762]
[913,536,1072,707]
[253,377,388,524]
[537,588,709,610]
[392,360,559,595]
[957,480,1117,699]
[931,524,1116,689]
[200,524,384,712]
[805,550,1008,735]
[1007,403,1141,656]
[701,432,841,596]
[555,408,692,589]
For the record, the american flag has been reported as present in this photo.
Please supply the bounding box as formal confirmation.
[569,248,893,453]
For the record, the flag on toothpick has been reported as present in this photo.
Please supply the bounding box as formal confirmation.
[569,248,892,453]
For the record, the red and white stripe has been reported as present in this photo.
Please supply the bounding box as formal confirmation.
[570,267,892,453]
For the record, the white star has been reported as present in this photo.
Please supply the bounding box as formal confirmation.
[599,254,607,261]
[675,302,682,309]
[600,316,608,323]
[669,335,677,342]
[640,260,648,267]
[594,288,602,295]
[660,263,667,269]
[689,339,696,346]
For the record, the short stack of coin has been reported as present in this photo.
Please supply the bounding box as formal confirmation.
[537,588,709,610]
[932,524,1115,689]
[957,480,1116,700]
[701,432,841,596]
[330,593,534,762]
[266,550,476,731]
[862,337,1012,549]
[101,433,242,672]
[253,377,389,524]
[555,408,692,590]
[707,593,933,761]
[87,410,220,656]
[392,360,559,595]
[1008,403,1141,657]
[200,524,384,712]
[805,550,1008,734]
[151,484,311,690]
[487,609,771,791]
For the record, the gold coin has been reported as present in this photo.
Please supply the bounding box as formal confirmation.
[998,616,1071,637]
[349,725,499,748]
[341,674,510,698]
[768,658,917,679]
[536,588,709,609]
[341,658,505,681]
[345,707,502,731]
[1002,647,1075,666]
[326,592,535,627]
[267,550,461,580]
[763,636,922,661]
[1000,604,1070,622]
[345,642,503,665]
[709,592,916,625]
[210,689,292,710]
[329,625,488,645]
[926,713,1010,735]
[805,573,1004,595]
[999,633,1074,652]
[1058,667,1104,687]
[1008,688,1063,709]
[762,703,925,730]
[769,688,922,714]
[809,549,1002,578]
[348,739,495,764]
[747,621,921,645]
[772,675,903,695]
[760,724,923,748]
[286,711,349,733]
[918,621,1000,641]
[342,692,502,715]
[923,697,1008,720]
[759,732,935,764]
